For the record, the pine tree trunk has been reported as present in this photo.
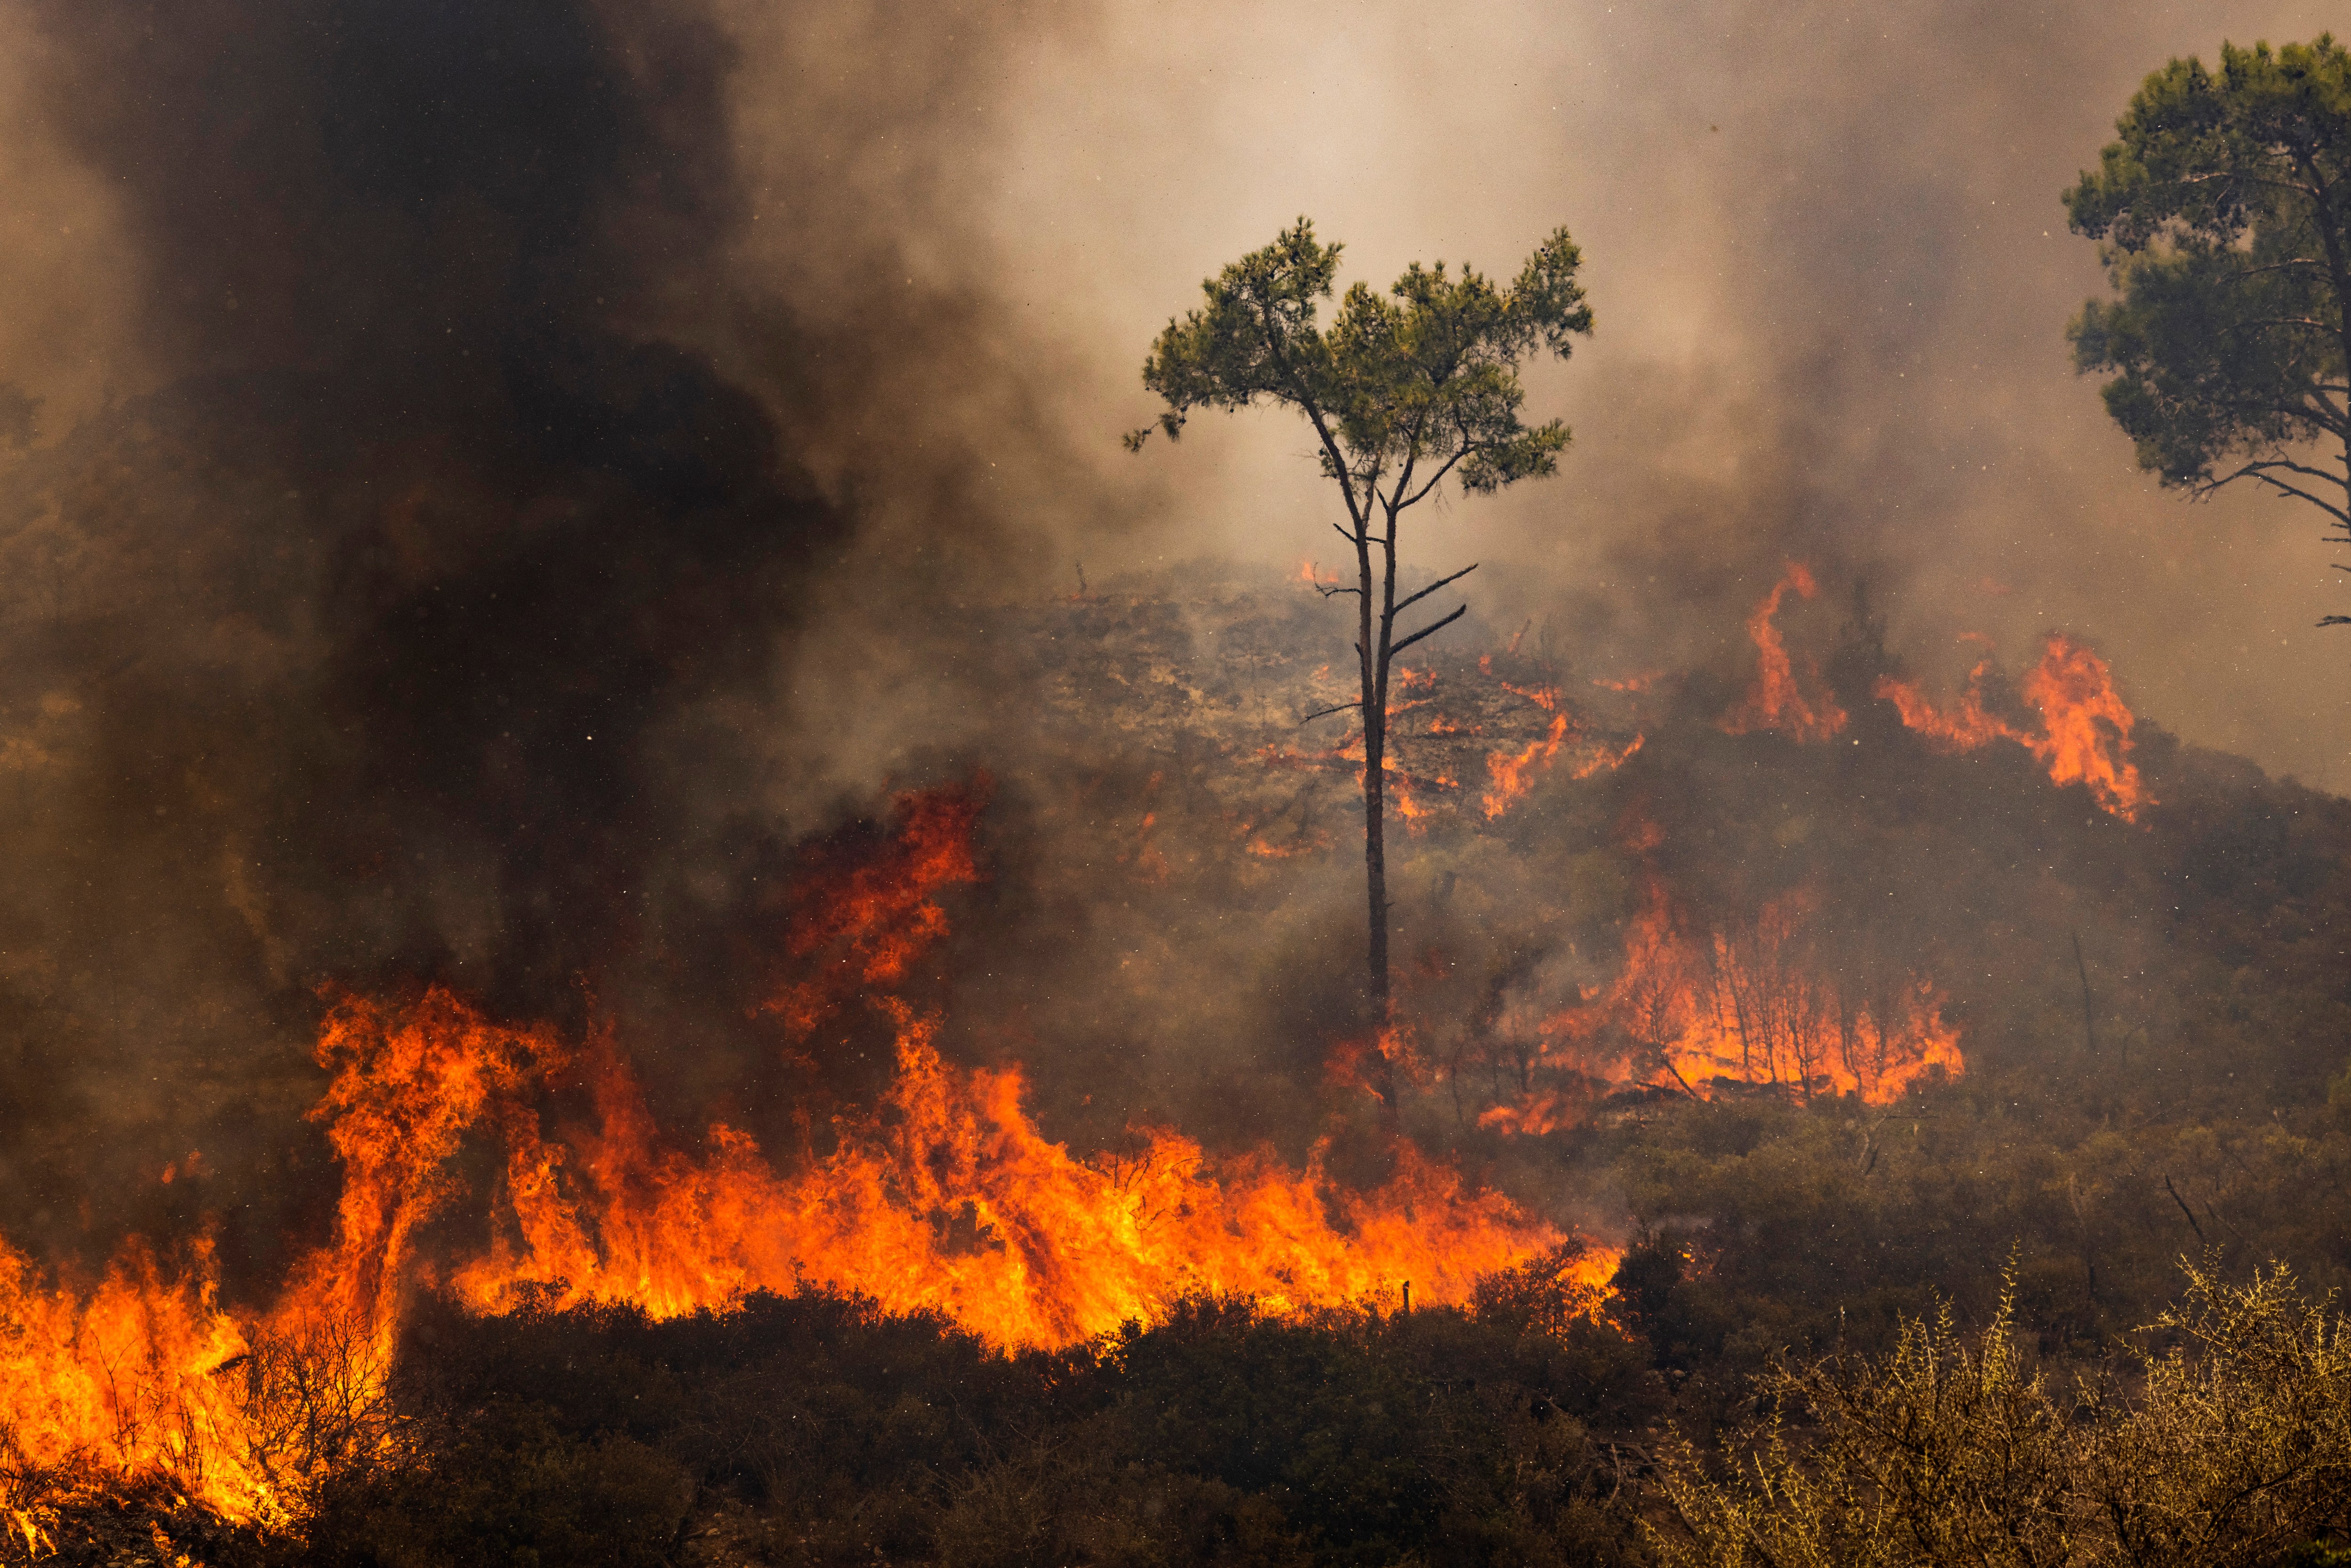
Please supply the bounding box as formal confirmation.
[1357,533,1396,1125]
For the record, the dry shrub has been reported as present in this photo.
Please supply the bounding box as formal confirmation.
[1652,1263,2351,1568]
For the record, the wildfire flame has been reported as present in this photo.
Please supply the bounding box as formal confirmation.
[763,782,985,1034]
[1722,563,1847,742]
[1876,633,2146,819]
[1479,680,1641,819]
[2022,635,2146,819]
[1877,653,2019,752]
[1483,710,1571,819]
[1480,882,1963,1134]
[0,1238,265,1523]
[0,783,1598,1524]
[1592,887,1964,1103]
[451,995,1564,1347]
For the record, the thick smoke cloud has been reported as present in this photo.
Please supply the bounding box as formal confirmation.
[5,0,2349,1279]
[0,0,1121,1273]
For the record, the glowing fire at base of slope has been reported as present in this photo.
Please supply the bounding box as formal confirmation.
[1480,885,1964,1134]
[0,1238,268,1526]
[0,782,1616,1521]
[446,994,1569,1346]
[0,990,1592,1523]
[1876,632,2146,819]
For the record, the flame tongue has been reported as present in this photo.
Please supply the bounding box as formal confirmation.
[0,1237,268,1523]
[0,1007,1577,1522]
[1722,564,1848,742]
[1875,655,2021,751]
[418,776,1574,1348]
[1877,632,2146,819]
[1481,877,1965,1132]
[2021,635,2144,819]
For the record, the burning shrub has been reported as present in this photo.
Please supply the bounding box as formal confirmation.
[1468,1240,1626,1339]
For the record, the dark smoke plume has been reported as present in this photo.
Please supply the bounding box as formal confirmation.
[0,0,1112,1276]
[7,0,2347,1290]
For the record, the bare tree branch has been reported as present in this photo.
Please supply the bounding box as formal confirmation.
[2195,461,2351,524]
[1389,603,1468,658]
[2164,1173,2210,1247]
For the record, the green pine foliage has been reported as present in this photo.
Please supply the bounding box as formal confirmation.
[2066,36,2351,555]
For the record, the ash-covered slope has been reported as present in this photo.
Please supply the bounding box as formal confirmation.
[954,563,2349,1129]
[933,559,2351,1351]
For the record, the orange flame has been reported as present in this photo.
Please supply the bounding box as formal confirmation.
[0,987,560,1524]
[444,996,1566,1347]
[1246,832,1329,859]
[0,1238,266,1522]
[1483,712,1571,819]
[1479,883,1963,1132]
[1722,563,1847,742]
[1572,733,1645,779]
[2022,635,2145,819]
[1877,634,2146,819]
[1603,887,1961,1103]
[1475,1091,1587,1138]
[1875,656,2022,752]
[1389,765,1432,829]
[1481,674,1640,818]
[0,784,1596,1519]
[762,781,985,1034]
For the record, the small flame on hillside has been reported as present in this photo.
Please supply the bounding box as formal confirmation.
[1476,678,1642,819]
[2024,636,2146,818]
[1722,564,1847,742]
[1483,699,1570,819]
[1877,633,2146,819]
[1480,879,1963,1135]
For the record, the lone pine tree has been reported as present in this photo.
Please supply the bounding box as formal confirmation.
[1127,219,1592,1117]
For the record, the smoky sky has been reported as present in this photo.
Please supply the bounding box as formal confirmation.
[4,0,834,1005]
[3,0,2350,1263]
[972,0,2351,788]
[0,0,1120,1261]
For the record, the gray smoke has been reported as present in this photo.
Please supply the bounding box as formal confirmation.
[0,0,2339,1281]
